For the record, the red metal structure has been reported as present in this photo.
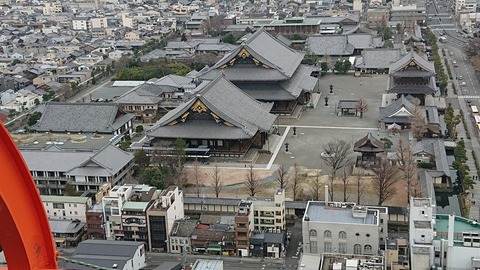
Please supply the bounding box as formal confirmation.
[0,123,58,269]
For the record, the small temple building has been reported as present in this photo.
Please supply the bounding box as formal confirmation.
[197,28,318,114]
[146,75,277,158]
[354,133,385,167]
[387,50,437,104]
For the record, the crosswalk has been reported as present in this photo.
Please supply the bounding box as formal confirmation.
[458,95,480,99]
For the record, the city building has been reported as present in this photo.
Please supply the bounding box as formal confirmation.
[303,201,388,255]
[409,197,435,270]
[22,144,134,195]
[86,203,105,240]
[249,189,286,231]
[319,253,385,270]
[169,219,197,254]
[147,186,185,252]
[63,240,146,270]
[235,201,254,257]
[390,4,426,25]
[122,201,153,245]
[41,195,92,222]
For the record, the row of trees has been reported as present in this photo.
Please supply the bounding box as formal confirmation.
[423,27,448,95]
[453,138,475,191]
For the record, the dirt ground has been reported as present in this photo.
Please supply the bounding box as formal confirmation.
[182,166,409,207]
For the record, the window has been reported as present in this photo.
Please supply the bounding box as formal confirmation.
[309,241,318,253]
[354,244,362,254]
[324,230,332,238]
[364,245,372,254]
[309,229,317,237]
[339,231,347,239]
[339,243,347,254]
[324,242,332,253]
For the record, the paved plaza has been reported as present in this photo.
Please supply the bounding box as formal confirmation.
[257,74,389,170]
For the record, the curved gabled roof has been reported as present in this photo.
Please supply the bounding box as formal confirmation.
[388,50,435,74]
[148,76,277,139]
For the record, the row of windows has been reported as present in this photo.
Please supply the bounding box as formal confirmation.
[309,230,371,239]
[310,242,372,254]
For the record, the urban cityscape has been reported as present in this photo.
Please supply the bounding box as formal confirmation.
[0,0,479,268]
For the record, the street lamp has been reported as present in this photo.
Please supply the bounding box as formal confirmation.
[285,142,289,153]
[329,84,334,94]
[292,126,297,136]
[324,96,329,107]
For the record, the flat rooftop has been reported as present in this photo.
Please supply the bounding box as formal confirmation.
[122,201,151,212]
[41,195,90,204]
[14,132,118,151]
[435,215,480,242]
[305,202,377,225]
[192,259,223,270]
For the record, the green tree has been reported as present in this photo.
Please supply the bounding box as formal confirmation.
[142,167,166,189]
[27,112,42,126]
[119,141,131,150]
[245,27,253,33]
[396,23,403,34]
[221,33,237,44]
[134,149,150,168]
[64,183,78,196]
[383,40,394,48]
[320,62,328,74]
[173,138,187,166]
[34,98,40,106]
[166,63,191,76]
[136,125,144,133]
[290,34,304,40]
[181,33,187,41]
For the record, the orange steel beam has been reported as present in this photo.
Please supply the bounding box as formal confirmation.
[0,123,58,269]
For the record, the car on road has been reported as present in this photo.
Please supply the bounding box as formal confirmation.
[461,82,466,86]
[459,75,463,80]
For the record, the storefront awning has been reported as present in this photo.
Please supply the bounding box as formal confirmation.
[207,247,222,252]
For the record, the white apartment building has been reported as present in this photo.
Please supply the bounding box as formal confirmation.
[90,17,107,29]
[147,186,184,252]
[42,2,63,15]
[122,14,138,29]
[102,185,134,240]
[0,89,43,112]
[302,201,387,256]
[409,197,436,270]
[42,195,92,222]
[248,189,286,231]
[72,17,90,31]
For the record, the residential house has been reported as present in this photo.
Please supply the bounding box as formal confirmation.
[72,17,90,31]
[42,195,92,222]
[49,219,86,248]
[169,219,197,254]
[125,30,143,41]
[0,88,43,112]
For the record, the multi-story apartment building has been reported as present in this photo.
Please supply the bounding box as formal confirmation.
[22,144,134,195]
[42,2,63,15]
[390,4,426,25]
[72,17,90,31]
[122,201,153,244]
[41,195,92,222]
[409,197,435,270]
[249,189,286,231]
[147,186,184,252]
[86,203,104,239]
[235,201,254,257]
[302,201,387,255]
[103,185,134,240]
[90,17,107,29]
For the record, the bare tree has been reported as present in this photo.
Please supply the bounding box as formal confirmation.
[410,106,428,141]
[355,98,369,119]
[244,163,260,196]
[276,165,289,189]
[310,170,322,201]
[291,163,302,200]
[397,137,420,203]
[321,139,352,201]
[341,166,352,202]
[194,157,201,197]
[211,163,223,198]
[355,170,366,205]
[372,158,401,206]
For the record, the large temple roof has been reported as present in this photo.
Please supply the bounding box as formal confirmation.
[198,28,305,81]
[388,50,435,75]
[147,76,277,140]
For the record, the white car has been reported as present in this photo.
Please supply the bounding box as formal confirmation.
[461,82,466,86]
[459,76,463,80]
